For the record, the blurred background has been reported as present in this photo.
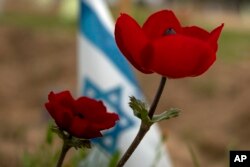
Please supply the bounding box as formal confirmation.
[0,0,250,166]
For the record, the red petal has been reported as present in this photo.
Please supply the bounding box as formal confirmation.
[46,102,73,130]
[89,112,119,130]
[208,23,224,52]
[69,117,90,138]
[142,10,181,40]
[75,97,119,130]
[48,91,75,111]
[115,14,152,73]
[45,91,74,129]
[143,35,216,78]
[75,97,106,117]
[82,130,102,139]
[69,117,105,139]
[48,91,72,102]
[182,26,210,40]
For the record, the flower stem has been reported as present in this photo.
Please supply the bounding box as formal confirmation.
[56,141,71,167]
[116,123,150,167]
[148,77,167,119]
[116,77,167,167]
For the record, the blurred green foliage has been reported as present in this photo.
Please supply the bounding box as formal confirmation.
[0,12,76,31]
[22,123,88,167]
[22,144,59,167]
[218,30,250,62]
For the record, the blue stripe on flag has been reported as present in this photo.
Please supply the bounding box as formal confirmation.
[80,1,137,85]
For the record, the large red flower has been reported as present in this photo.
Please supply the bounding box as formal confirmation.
[45,91,119,139]
[115,10,224,78]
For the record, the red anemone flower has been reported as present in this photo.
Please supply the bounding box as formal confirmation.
[115,10,224,78]
[45,91,119,139]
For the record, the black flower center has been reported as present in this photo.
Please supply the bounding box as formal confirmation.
[76,112,84,119]
[164,28,176,35]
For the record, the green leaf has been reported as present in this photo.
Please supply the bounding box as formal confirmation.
[51,126,66,139]
[129,96,154,126]
[108,151,121,167]
[50,125,91,150]
[187,143,201,167]
[67,138,91,150]
[46,121,54,145]
[22,151,32,167]
[151,108,180,123]
[129,96,148,120]
[129,96,180,126]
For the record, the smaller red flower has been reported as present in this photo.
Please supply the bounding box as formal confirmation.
[45,91,119,139]
[115,10,224,78]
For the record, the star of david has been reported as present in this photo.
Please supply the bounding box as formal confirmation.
[83,78,135,154]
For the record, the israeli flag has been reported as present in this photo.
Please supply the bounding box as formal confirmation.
[78,0,172,166]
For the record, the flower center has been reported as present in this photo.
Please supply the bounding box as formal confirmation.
[164,28,176,35]
[76,112,84,119]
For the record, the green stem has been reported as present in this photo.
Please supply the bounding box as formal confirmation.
[56,141,71,167]
[116,77,167,167]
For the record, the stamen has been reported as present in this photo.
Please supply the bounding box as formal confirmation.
[164,28,176,35]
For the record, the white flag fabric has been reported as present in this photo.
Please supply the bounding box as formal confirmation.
[78,0,172,166]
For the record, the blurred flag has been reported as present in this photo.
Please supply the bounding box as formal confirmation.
[78,0,172,166]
